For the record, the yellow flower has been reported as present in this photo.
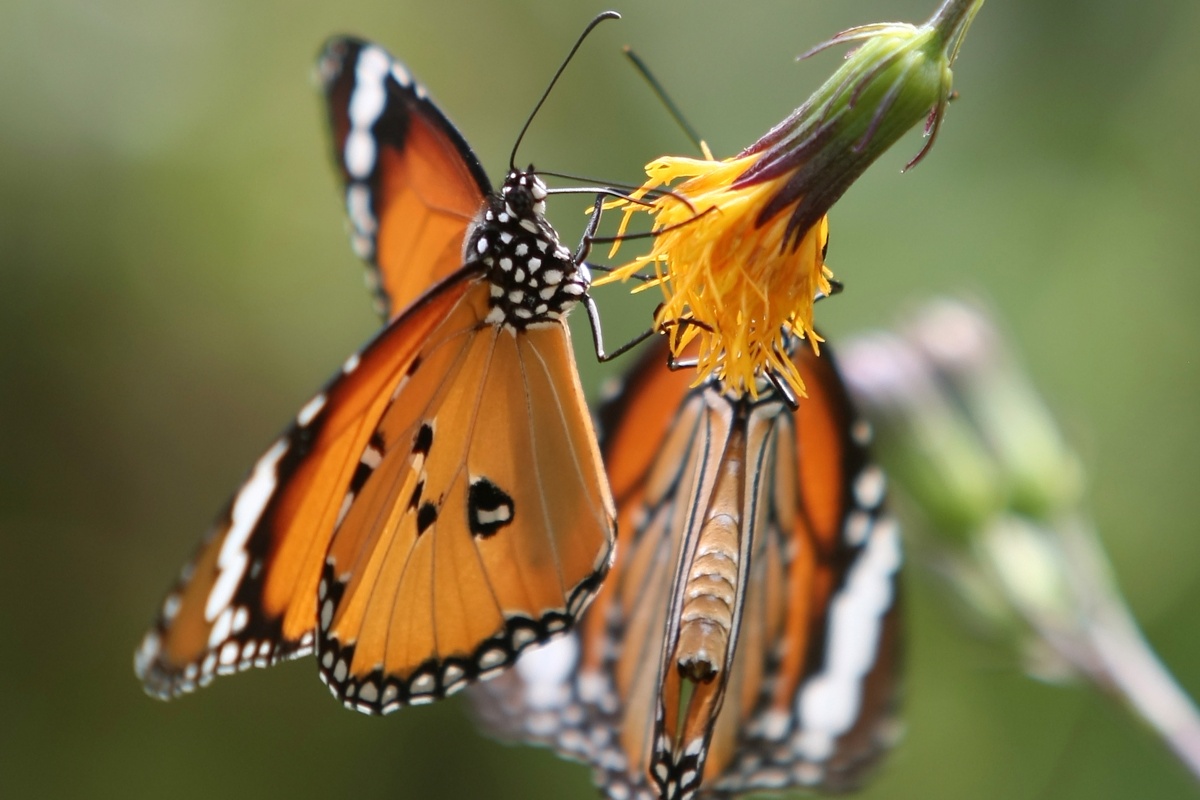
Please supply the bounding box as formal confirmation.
[597,150,831,400]
[597,0,984,400]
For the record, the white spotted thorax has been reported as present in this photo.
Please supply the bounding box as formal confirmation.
[465,169,589,330]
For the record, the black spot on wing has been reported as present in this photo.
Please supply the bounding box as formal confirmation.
[408,479,425,510]
[372,75,412,154]
[467,477,515,538]
[349,462,372,495]
[416,502,438,535]
[349,432,385,495]
[413,423,433,455]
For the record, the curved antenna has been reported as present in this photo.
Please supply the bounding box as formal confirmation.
[537,171,699,213]
[623,46,705,153]
[509,10,621,170]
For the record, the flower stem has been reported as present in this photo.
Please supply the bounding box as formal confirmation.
[1057,519,1200,782]
[927,0,986,64]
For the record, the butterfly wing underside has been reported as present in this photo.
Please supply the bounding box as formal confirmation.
[140,32,617,709]
[315,309,615,712]
[135,277,474,697]
[319,35,491,318]
[473,339,901,799]
[137,37,496,699]
[138,270,616,709]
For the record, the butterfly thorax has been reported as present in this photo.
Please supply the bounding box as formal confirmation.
[466,169,589,330]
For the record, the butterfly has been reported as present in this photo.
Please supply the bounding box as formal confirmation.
[133,35,616,715]
[474,335,901,799]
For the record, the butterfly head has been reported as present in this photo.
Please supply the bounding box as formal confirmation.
[503,166,548,217]
[470,167,589,329]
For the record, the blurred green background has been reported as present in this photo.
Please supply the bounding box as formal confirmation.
[2,0,1198,797]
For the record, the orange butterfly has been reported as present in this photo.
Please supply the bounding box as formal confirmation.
[134,36,616,714]
[475,335,901,799]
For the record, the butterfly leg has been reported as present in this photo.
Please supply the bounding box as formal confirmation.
[582,295,657,363]
[576,191,659,364]
[574,193,607,264]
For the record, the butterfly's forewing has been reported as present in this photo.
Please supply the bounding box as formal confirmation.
[473,339,901,799]
[319,36,490,319]
[135,274,474,697]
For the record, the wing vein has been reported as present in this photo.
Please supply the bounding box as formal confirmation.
[517,335,568,601]
[522,330,608,567]
[462,328,507,618]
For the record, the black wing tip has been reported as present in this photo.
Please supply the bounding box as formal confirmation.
[317,34,369,62]
[316,36,393,96]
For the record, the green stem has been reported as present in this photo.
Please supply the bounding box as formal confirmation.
[927,0,986,64]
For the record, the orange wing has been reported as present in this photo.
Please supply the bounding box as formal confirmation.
[140,37,617,717]
[135,274,474,698]
[315,315,614,712]
[319,37,490,319]
[137,273,616,707]
[473,337,901,799]
[704,342,902,797]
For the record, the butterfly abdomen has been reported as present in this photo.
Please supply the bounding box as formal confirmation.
[674,443,744,684]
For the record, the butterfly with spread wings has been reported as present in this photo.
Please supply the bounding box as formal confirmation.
[133,35,616,714]
[474,334,901,799]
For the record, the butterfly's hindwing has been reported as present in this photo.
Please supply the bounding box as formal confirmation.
[317,315,615,714]
[471,339,901,800]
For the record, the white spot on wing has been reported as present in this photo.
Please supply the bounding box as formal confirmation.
[844,510,872,547]
[208,606,234,648]
[218,640,239,666]
[511,635,578,712]
[161,594,181,622]
[389,62,411,87]
[344,46,390,179]
[204,439,288,622]
[411,673,436,694]
[344,131,376,180]
[346,185,375,235]
[853,465,886,510]
[297,393,326,427]
[794,515,900,760]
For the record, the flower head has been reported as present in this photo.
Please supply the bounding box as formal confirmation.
[599,148,832,399]
[598,0,983,399]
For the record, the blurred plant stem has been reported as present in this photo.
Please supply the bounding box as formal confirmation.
[839,297,1200,783]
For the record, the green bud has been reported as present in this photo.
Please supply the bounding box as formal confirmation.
[735,0,984,244]
[840,331,1004,536]
[906,299,1084,519]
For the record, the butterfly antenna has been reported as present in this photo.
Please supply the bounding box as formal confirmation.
[623,46,705,154]
[509,11,622,171]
